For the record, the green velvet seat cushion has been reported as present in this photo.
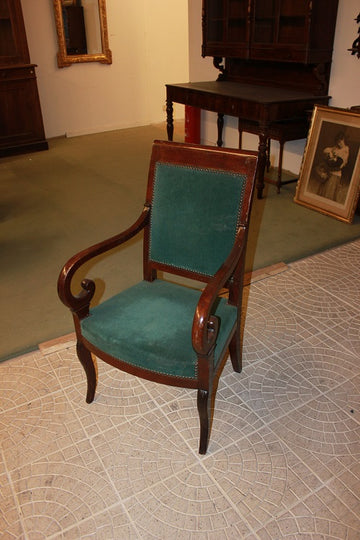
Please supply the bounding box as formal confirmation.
[81,280,237,379]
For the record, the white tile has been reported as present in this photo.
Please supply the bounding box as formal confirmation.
[11,443,120,538]
[276,336,360,394]
[0,351,61,413]
[90,408,196,501]
[161,393,265,455]
[253,481,360,539]
[1,238,360,538]
[124,462,253,539]
[322,312,360,357]
[65,368,161,438]
[324,373,360,424]
[54,505,138,539]
[270,393,360,482]
[224,352,320,424]
[0,391,87,472]
[244,291,323,355]
[0,459,25,539]
[203,426,322,531]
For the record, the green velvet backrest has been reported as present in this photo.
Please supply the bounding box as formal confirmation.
[149,162,247,278]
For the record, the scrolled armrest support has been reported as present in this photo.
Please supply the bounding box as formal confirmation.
[70,278,96,318]
[192,227,246,356]
[57,205,150,317]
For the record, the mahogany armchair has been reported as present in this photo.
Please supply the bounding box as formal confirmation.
[58,140,257,454]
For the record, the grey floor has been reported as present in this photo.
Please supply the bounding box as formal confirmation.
[1,239,359,539]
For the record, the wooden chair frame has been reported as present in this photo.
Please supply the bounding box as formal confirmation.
[58,140,258,453]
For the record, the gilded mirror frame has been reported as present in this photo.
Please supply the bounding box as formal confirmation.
[53,0,112,68]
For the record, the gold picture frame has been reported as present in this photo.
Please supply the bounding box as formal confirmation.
[53,0,112,68]
[294,105,360,223]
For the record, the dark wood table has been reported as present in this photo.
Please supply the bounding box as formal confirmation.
[166,81,329,198]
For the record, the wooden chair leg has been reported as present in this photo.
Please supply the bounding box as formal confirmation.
[76,341,97,403]
[197,388,211,454]
[229,331,242,373]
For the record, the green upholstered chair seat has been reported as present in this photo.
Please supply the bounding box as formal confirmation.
[81,280,237,379]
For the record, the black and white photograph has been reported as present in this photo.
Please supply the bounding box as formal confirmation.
[295,105,360,222]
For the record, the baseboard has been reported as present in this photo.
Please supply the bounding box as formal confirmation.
[38,333,76,355]
[244,261,288,285]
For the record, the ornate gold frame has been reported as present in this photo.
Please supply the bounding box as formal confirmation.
[53,0,112,68]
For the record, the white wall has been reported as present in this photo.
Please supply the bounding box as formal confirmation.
[188,0,360,175]
[21,0,189,138]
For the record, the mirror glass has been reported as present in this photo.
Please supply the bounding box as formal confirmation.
[54,0,112,68]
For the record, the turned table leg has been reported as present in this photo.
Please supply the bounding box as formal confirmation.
[217,113,224,147]
[166,99,174,141]
[256,129,269,199]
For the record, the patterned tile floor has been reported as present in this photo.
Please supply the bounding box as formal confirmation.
[1,240,360,539]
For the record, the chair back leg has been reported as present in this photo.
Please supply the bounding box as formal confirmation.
[229,330,242,373]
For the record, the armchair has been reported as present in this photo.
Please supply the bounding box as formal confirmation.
[58,140,257,454]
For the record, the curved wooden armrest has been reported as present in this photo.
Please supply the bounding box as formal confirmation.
[57,205,150,315]
[192,227,246,356]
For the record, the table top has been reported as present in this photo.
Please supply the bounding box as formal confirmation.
[166,81,328,104]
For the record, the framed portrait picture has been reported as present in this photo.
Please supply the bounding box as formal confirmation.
[294,105,360,223]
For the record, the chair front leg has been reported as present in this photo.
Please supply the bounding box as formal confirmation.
[197,388,211,454]
[76,341,97,403]
[194,317,219,454]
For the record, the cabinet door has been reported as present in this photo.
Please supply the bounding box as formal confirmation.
[251,0,309,62]
[0,1,16,57]
[250,0,338,64]
[277,0,309,46]
[202,0,251,58]
[0,0,29,65]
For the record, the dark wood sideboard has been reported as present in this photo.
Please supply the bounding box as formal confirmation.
[166,0,339,198]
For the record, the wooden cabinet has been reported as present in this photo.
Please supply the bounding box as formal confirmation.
[0,0,47,157]
[202,0,339,86]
